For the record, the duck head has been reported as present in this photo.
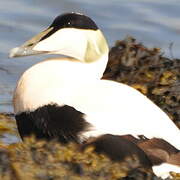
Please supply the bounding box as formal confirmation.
[9,12,109,63]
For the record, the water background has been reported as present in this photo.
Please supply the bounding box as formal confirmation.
[1,0,180,113]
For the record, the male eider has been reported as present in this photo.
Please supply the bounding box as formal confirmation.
[9,13,180,178]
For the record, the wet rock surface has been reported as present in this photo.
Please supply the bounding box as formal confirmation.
[0,137,160,180]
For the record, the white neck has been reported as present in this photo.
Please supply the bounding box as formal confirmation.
[85,53,109,79]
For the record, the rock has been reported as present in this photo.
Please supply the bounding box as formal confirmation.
[0,137,158,180]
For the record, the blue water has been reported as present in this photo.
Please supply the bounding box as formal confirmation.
[0,0,180,113]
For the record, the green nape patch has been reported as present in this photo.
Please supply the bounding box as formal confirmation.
[103,36,180,128]
[0,136,157,180]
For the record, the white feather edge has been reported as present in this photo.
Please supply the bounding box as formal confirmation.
[152,163,180,179]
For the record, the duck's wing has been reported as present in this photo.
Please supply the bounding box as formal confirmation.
[67,79,180,150]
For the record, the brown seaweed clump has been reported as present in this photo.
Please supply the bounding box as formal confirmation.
[0,136,159,180]
[103,37,180,128]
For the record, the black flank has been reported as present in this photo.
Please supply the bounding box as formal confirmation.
[15,104,91,143]
[40,13,98,41]
[83,134,180,168]
[82,134,152,169]
[121,135,180,166]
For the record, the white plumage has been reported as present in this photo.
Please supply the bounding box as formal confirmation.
[13,57,180,149]
[10,13,180,178]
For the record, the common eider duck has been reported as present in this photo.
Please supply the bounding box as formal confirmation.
[9,13,180,178]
